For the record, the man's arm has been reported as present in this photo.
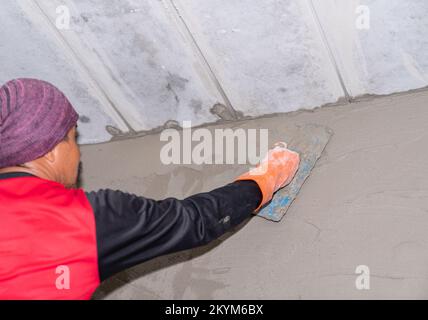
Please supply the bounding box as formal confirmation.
[86,180,262,281]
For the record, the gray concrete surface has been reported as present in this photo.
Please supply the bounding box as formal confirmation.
[36,0,226,131]
[81,89,428,299]
[313,0,428,96]
[0,0,124,143]
[173,0,344,115]
[3,1,427,143]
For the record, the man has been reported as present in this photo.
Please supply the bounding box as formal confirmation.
[0,78,299,300]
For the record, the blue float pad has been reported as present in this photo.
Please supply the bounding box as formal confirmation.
[258,124,333,222]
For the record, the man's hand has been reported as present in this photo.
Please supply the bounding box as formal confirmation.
[235,142,300,212]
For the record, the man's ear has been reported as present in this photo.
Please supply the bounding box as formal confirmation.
[44,144,59,163]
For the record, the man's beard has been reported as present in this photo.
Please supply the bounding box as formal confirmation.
[67,161,83,189]
[75,161,83,188]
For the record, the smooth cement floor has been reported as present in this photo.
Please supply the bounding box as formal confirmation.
[81,90,428,299]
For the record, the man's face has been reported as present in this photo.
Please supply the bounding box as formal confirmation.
[55,126,81,188]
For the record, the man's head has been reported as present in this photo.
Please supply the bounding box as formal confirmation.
[0,78,80,188]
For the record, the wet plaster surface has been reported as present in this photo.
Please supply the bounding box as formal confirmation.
[81,90,428,299]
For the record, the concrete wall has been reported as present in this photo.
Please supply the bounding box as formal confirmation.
[1,0,427,144]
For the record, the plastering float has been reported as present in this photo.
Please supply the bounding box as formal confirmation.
[258,124,333,222]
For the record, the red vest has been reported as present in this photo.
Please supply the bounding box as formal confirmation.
[0,176,100,299]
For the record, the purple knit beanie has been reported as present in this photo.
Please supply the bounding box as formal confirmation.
[0,78,79,168]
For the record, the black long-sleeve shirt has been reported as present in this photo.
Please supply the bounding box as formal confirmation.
[86,180,262,280]
[0,172,262,284]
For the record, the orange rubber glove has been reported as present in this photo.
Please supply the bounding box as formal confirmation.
[235,142,300,212]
